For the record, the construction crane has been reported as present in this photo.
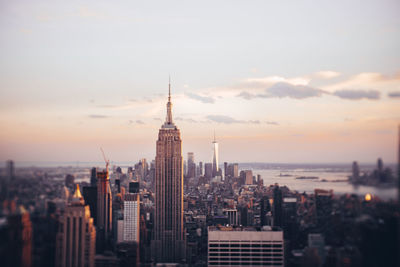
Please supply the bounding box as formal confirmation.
[100,147,110,173]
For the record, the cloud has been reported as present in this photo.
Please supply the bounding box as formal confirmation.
[175,117,199,123]
[95,95,164,110]
[238,82,325,100]
[266,82,324,99]
[88,114,108,119]
[266,121,279,125]
[242,76,310,87]
[207,115,243,124]
[129,120,145,125]
[185,92,215,103]
[237,91,256,100]
[153,118,162,121]
[388,91,400,98]
[322,72,400,93]
[333,89,380,100]
[314,71,341,79]
[206,115,261,124]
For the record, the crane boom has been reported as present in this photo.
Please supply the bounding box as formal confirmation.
[100,147,110,172]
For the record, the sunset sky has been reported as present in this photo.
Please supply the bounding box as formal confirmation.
[1,0,399,164]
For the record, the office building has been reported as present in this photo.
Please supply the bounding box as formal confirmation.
[230,163,239,178]
[314,189,333,226]
[308,233,326,264]
[260,196,271,227]
[398,125,400,203]
[112,193,124,247]
[65,174,75,189]
[97,168,112,247]
[129,182,139,194]
[199,161,203,176]
[135,159,148,181]
[208,226,284,266]
[273,185,283,227]
[1,201,33,267]
[152,81,185,263]
[205,163,213,179]
[123,193,140,242]
[352,161,360,182]
[226,163,239,178]
[223,209,238,225]
[55,184,96,267]
[6,160,14,179]
[90,167,97,187]
[187,152,196,178]
[82,185,97,226]
[241,170,253,185]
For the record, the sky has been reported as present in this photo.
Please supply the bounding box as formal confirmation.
[0,0,399,164]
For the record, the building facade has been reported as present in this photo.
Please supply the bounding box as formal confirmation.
[56,185,96,267]
[208,226,284,266]
[97,168,112,246]
[187,152,196,178]
[123,193,140,242]
[223,209,239,226]
[152,82,185,263]
[204,163,213,179]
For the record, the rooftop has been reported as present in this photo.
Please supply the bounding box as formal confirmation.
[208,225,282,232]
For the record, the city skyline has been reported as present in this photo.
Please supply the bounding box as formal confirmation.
[1,0,400,163]
[1,2,399,267]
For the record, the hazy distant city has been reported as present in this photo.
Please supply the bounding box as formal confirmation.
[1,89,399,266]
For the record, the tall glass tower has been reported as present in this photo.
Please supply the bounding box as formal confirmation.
[212,132,219,177]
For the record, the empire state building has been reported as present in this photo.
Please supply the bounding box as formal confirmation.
[152,81,185,263]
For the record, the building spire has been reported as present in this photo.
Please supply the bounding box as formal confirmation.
[71,184,84,205]
[164,77,174,127]
[168,75,171,102]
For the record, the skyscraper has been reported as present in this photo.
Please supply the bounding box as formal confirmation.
[273,185,283,227]
[224,162,228,179]
[123,193,140,242]
[187,152,195,178]
[199,161,203,176]
[243,170,253,185]
[260,195,271,226]
[90,167,97,187]
[97,167,112,249]
[152,81,185,263]
[352,161,360,182]
[398,125,400,204]
[226,163,239,178]
[6,160,14,179]
[1,201,32,267]
[204,163,213,179]
[56,184,96,267]
[212,132,219,177]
